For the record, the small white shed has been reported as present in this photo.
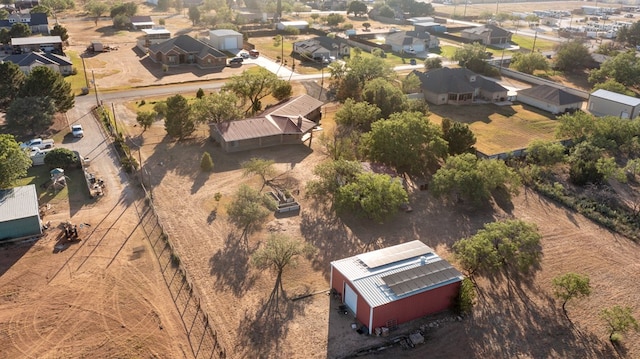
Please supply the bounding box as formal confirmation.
[276,21,309,30]
[208,29,243,51]
[588,89,640,119]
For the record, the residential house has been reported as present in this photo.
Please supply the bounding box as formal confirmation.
[293,36,350,62]
[130,15,155,30]
[0,12,49,34]
[148,34,226,69]
[210,95,324,152]
[411,68,508,105]
[517,85,584,115]
[588,89,640,119]
[385,30,438,54]
[461,24,512,45]
[11,36,63,54]
[140,27,171,48]
[3,52,73,75]
[208,29,243,51]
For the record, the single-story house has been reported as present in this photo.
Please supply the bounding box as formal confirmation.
[517,85,584,115]
[385,30,438,54]
[276,20,309,30]
[0,12,49,34]
[210,94,324,152]
[411,68,508,105]
[148,34,226,69]
[330,240,463,335]
[461,24,512,45]
[293,36,350,62]
[11,35,63,54]
[208,29,243,51]
[0,184,43,241]
[3,51,73,75]
[588,89,640,119]
[130,15,155,30]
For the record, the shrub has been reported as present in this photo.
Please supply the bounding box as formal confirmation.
[153,101,167,118]
[200,152,214,172]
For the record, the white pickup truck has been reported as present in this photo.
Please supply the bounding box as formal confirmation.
[20,138,55,150]
[28,147,54,166]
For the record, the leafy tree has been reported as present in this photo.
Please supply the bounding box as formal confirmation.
[362,22,371,30]
[9,23,31,38]
[190,91,242,124]
[568,141,605,186]
[347,0,368,16]
[0,134,31,189]
[0,28,8,44]
[112,13,129,28]
[136,110,156,131]
[283,25,300,36]
[589,51,640,87]
[6,97,56,135]
[50,24,69,42]
[172,0,183,13]
[222,67,280,114]
[44,148,78,169]
[226,184,274,241]
[600,306,639,342]
[556,111,596,143]
[554,40,591,72]
[431,153,521,205]
[85,1,109,25]
[40,0,75,12]
[272,80,292,101]
[552,273,591,317]
[454,277,476,315]
[242,157,276,189]
[617,21,640,46]
[453,43,490,74]
[306,159,363,200]
[200,152,214,172]
[511,52,549,74]
[196,88,205,98]
[335,172,408,223]
[378,4,394,18]
[402,73,422,94]
[326,13,345,26]
[334,98,381,132]
[0,62,25,112]
[424,57,442,70]
[153,101,168,118]
[362,78,407,119]
[335,55,394,102]
[441,118,476,155]
[592,79,635,97]
[525,14,540,26]
[188,6,200,25]
[0,9,8,20]
[110,1,137,17]
[362,111,448,176]
[164,94,194,139]
[30,5,53,16]
[526,140,565,166]
[19,67,74,113]
[453,219,542,277]
[310,13,320,23]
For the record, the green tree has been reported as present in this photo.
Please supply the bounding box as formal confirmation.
[40,0,75,12]
[347,0,368,16]
[568,141,605,186]
[525,14,540,26]
[0,134,31,189]
[589,51,640,87]
[600,306,639,343]
[424,57,442,70]
[222,67,280,114]
[378,4,394,18]
[0,62,25,112]
[44,148,77,169]
[153,101,168,118]
[453,43,490,73]
[6,97,56,135]
[335,172,408,223]
[334,98,381,132]
[526,140,565,166]
[9,22,31,38]
[362,78,407,119]
[306,159,363,200]
[272,80,292,101]
[85,1,109,25]
[242,157,276,189]
[554,40,591,72]
[0,28,9,44]
[200,152,214,172]
[227,184,274,241]
[196,88,205,99]
[30,5,53,16]
[110,1,137,17]
[190,91,242,124]
[402,73,422,94]
[164,94,194,139]
[592,79,635,97]
[556,110,596,143]
[50,24,69,42]
[112,13,129,28]
[441,118,476,155]
[136,110,156,131]
[552,273,591,317]
[362,22,371,30]
[430,153,521,205]
[362,111,447,176]
[326,13,345,26]
[453,219,542,277]
[19,66,74,113]
[511,52,549,74]
[454,277,476,315]
[0,9,8,20]
[188,6,200,25]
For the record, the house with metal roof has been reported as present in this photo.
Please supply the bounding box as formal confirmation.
[517,85,584,115]
[411,68,508,105]
[147,34,226,69]
[330,240,463,334]
[0,185,43,241]
[130,15,154,30]
[461,24,512,45]
[210,95,324,152]
[3,52,73,75]
[11,36,63,54]
[588,89,640,119]
[0,12,49,34]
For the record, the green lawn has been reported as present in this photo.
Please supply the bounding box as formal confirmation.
[15,165,91,206]
[64,50,91,96]
[510,34,557,53]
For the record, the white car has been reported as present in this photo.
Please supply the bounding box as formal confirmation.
[71,124,84,138]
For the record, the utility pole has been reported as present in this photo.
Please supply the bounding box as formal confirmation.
[532,30,538,53]
[92,70,99,106]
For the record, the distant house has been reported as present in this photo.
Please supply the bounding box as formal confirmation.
[210,95,324,152]
[130,15,154,30]
[385,30,438,54]
[11,36,63,54]
[411,68,508,105]
[276,20,309,30]
[3,52,73,75]
[461,24,512,45]
[293,36,350,62]
[0,185,43,241]
[517,85,584,115]
[148,34,226,69]
[208,29,243,51]
[0,12,49,34]
[140,27,171,47]
[588,89,640,119]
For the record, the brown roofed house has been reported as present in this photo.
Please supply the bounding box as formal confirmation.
[147,34,226,69]
[411,68,508,105]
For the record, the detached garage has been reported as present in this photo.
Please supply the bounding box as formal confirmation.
[517,85,584,115]
[588,89,640,119]
[330,241,463,334]
[208,29,243,51]
[0,184,42,241]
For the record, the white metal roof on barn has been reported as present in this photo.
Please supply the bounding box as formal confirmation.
[331,240,463,308]
[11,36,62,45]
[590,89,640,107]
[0,185,39,223]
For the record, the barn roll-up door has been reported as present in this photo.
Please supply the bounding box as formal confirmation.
[223,37,237,50]
[344,283,357,314]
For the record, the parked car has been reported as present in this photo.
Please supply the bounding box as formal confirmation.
[249,49,259,57]
[240,52,250,59]
[19,138,55,150]
[409,58,417,65]
[71,124,84,138]
[229,57,243,64]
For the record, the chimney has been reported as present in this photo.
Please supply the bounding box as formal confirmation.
[297,116,303,129]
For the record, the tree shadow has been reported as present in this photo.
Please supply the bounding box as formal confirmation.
[191,170,211,194]
[208,233,257,297]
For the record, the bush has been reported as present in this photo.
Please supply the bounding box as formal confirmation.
[200,152,214,172]
[121,156,138,173]
[454,278,476,315]
[153,101,167,118]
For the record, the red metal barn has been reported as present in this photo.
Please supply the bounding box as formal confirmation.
[330,240,463,334]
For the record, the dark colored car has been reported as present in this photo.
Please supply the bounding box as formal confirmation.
[229,57,244,64]
[409,59,417,65]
